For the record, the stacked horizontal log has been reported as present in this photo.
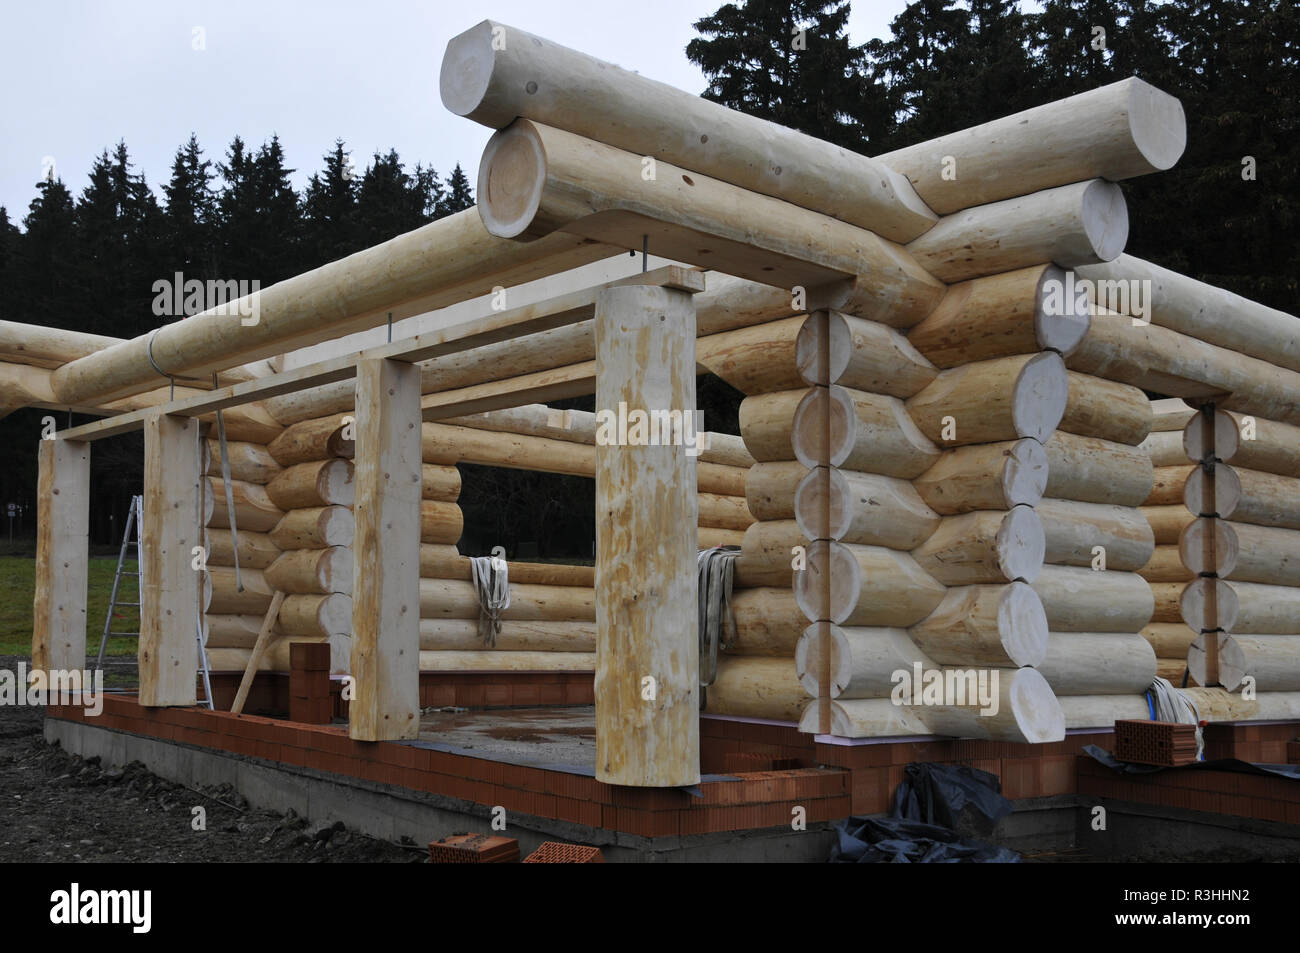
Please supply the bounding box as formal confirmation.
[1135,401,1196,682]
[794,266,1078,743]
[1181,408,1300,692]
[203,417,354,675]
[417,402,754,672]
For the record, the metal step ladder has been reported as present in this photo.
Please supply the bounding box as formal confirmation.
[94,494,214,709]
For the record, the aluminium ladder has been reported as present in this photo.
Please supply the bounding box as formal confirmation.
[95,494,214,709]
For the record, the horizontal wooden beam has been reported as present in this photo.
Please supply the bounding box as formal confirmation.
[57,266,703,443]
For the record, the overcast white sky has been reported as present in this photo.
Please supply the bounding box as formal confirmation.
[0,0,914,222]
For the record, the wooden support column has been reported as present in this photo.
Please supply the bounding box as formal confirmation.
[32,438,90,680]
[139,413,202,706]
[595,283,700,787]
[350,358,422,741]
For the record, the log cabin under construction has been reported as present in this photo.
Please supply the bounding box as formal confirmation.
[12,20,1300,858]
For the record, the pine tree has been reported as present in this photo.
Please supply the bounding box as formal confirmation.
[16,177,81,331]
[687,0,892,151]
[162,134,218,283]
[356,149,431,246]
[301,140,361,265]
[439,163,474,215]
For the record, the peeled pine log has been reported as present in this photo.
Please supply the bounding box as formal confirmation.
[1187,631,1229,687]
[269,506,354,550]
[1177,577,1228,634]
[905,179,1127,283]
[799,698,927,737]
[737,390,802,462]
[208,634,350,675]
[1184,410,1300,478]
[1043,432,1153,507]
[1146,465,1195,505]
[1059,694,1151,730]
[1069,309,1300,426]
[418,619,596,652]
[908,667,1066,744]
[1138,545,1192,583]
[416,546,598,587]
[914,439,1047,515]
[1059,372,1152,445]
[906,352,1068,445]
[203,439,283,484]
[699,527,745,549]
[795,310,936,397]
[265,459,355,510]
[264,546,352,596]
[1215,635,1300,693]
[794,468,939,550]
[1186,463,1300,530]
[697,493,755,531]
[693,315,806,394]
[423,419,744,494]
[795,625,934,699]
[1038,498,1154,572]
[1184,579,1300,635]
[1141,622,1199,658]
[420,500,464,545]
[1181,519,1300,587]
[1149,582,1187,622]
[49,207,611,407]
[794,541,945,628]
[1139,430,1190,467]
[207,566,273,615]
[734,522,802,589]
[701,656,808,723]
[422,464,461,502]
[419,578,595,622]
[439,403,754,467]
[908,582,1049,667]
[906,264,1090,368]
[205,528,279,570]
[277,593,351,638]
[418,651,595,671]
[791,386,939,477]
[1151,397,1197,432]
[745,461,808,521]
[911,506,1045,585]
[1075,254,1300,375]
[1156,659,1189,681]
[1181,687,1300,722]
[728,587,806,656]
[477,120,945,326]
[263,274,801,427]
[0,320,122,368]
[1142,504,1194,544]
[205,614,274,649]
[443,19,936,243]
[1037,633,1157,694]
[206,478,283,533]
[879,78,1185,214]
[266,413,354,466]
[1031,564,1154,632]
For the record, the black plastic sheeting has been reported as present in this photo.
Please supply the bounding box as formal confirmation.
[1083,744,1300,780]
[830,762,1020,863]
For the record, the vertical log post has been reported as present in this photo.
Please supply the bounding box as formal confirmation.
[32,438,91,682]
[595,282,701,787]
[350,358,422,741]
[139,412,202,706]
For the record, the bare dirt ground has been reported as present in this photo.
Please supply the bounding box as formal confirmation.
[0,656,421,863]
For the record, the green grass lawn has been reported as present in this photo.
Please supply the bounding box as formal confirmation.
[0,555,140,659]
